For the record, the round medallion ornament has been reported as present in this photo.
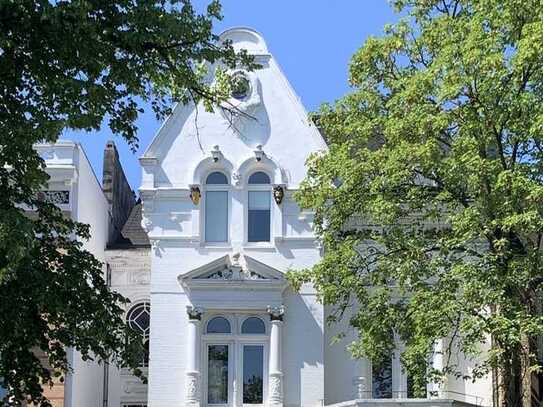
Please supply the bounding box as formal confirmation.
[231,73,251,100]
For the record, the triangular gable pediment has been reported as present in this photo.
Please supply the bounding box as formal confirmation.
[180,253,284,284]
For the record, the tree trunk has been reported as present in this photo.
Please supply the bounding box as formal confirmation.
[499,345,528,407]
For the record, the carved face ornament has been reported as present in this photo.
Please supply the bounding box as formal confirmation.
[273,185,284,205]
[190,186,201,205]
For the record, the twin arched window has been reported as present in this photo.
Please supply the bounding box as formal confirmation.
[204,171,272,243]
[206,316,266,334]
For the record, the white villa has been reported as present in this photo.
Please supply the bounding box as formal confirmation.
[35,28,497,407]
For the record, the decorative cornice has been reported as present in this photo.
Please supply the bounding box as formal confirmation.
[139,156,159,166]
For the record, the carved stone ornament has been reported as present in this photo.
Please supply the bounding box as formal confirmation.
[232,172,242,187]
[190,186,201,205]
[273,185,284,205]
[205,267,267,281]
[211,145,223,162]
[267,305,285,321]
[268,372,283,405]
[352,376,367,399]
[185,371,201,403]
[254,144,265,162]
[186,306,204,321]
[37,190,70,205]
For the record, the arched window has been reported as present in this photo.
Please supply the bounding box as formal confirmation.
[241,317,265,334]
[205,172,229,243]
[248,171,270,184]
[206,316,231,334]
[127,302,150,367]
[247,171,271,242]
[207,172,229,185]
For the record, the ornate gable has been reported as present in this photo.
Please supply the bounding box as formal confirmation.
[178,253,287,310]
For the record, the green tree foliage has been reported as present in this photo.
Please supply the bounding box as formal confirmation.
[292,0,543,404]
[0,0,251,404]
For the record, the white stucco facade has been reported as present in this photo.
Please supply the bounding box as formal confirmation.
[138,27,327,407]
[34,141,111,407]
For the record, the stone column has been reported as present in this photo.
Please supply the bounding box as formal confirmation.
[186,306,203,407]
[267,305,285,407]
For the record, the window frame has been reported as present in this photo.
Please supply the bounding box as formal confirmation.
[201,314,269,407]
[245,171,273,245]
[370,341,414,399]
[125,301,151,369]
[203,171,231,245]
[206,316,233,334]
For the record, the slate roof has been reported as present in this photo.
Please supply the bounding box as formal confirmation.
[109,200,150,248]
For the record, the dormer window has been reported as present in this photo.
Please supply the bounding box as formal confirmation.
[205,171,229,243]
[247,171,271,243]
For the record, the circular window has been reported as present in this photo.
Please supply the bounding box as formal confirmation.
[126,302,151,368]
[127,302,150,337]
[231,73,251,101]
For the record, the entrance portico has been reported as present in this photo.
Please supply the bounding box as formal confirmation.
[180,253,287,407]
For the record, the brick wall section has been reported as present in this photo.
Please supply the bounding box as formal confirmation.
[36,350,64,407]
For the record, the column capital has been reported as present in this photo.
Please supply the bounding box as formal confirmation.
[267,305,285,321]
[187,305,204,321]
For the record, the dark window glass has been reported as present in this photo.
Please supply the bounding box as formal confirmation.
[243,345,263,404]
[206,172,229,185]
[372,357,393,398]
[248,172,270,184]
[0,378,7,399]
[127,303,151,337]
[406,375,422,398]
[208,345,229,404]
[241,317,266,334]
[142,339,150,368]
[248,191,270,242]
[207,317,231,334]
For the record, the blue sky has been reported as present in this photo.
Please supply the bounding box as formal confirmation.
[63,1,397,192]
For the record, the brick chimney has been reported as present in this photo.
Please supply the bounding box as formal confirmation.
[102,141,136,244]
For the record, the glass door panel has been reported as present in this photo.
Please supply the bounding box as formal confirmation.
[242,345,264,404]
[208,345,229,405]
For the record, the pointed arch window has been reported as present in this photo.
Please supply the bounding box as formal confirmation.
[247,172,271,242]
[205,172,229,243]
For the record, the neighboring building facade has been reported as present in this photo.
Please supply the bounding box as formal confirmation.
[35,28,497,407]
[34,141,116,407]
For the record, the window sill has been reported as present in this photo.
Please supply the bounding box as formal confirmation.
[243,242,276,251]
[200,242,233,250]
